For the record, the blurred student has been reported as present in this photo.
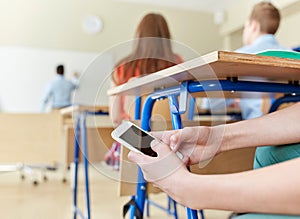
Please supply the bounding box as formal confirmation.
[107,13,183,170]
[40,65,79,112]
[109,13,183,126]
[236,1,287,119]
[203,2,287,120]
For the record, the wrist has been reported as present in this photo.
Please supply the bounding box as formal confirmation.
[172,171,196,206]
[209,125,227,154]
[213,122,247,153]
[222,121,253,152]
[179,172,212,210]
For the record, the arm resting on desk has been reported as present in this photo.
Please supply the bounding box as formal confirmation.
[174,156,300,214]
[128,102,300,214]
[221,102,300,150]
[128,138,300,215]
[161,102,300,165]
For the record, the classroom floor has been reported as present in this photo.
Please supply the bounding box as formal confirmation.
[0,163,232,219]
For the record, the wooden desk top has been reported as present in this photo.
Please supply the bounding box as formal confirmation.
[60,105,109,116]
[107,51,300,96]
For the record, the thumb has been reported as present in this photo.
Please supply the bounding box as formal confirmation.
[128,151,151,165]
[150,140,161,153]
[151,140,171,155]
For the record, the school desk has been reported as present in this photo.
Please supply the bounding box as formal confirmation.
[108,50,300,219]
[60,105,110,219]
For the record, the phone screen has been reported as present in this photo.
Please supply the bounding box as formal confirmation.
[119,125,158,157]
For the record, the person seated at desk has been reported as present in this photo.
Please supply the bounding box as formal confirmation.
[40,65,79,112]
[202,1,287,120]
[107,13,183,169]
[128,102,300,218]
[109,13,183,126]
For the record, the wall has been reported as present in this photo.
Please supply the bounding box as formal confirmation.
[277,0,300,47]
[0,46,99,112]
[0,0,221,54]
[220,0,300,50]
[0,0,223,112]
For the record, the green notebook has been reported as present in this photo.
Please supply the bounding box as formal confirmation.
[257,50,300,60]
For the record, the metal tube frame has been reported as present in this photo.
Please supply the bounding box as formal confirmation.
[130,79,300,219]
[73,115,80,219]
[269,94,300,113]
[73,110,108,219]
[168,94,200,219]
[73,112,91,219]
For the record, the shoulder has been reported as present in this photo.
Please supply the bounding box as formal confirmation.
[235,35,286,54]
[115,61,126,72]
[57,77,74,86]
[112,61,126,85]
[235,45,259,54]
[114,61,126,76]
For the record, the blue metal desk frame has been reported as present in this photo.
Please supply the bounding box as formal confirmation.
[73,110,108,219]
[129,79,300,219]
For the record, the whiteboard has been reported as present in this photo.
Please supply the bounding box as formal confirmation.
[0,46,113,112]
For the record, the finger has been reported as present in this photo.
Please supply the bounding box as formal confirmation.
[128,151,151,165]
[180,152,190,164]
[170,127,198,150]
[151,130,179,144]
[170,133,180,151]
[150,131,163,138]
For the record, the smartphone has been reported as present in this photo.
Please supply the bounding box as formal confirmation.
[111,121,183,159]
[111,121,158,157]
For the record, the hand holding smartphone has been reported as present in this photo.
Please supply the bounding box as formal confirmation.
[111,121,183,159]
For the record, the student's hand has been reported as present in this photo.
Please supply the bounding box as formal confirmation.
[151,129,180,145]
[73,72,79,78]
[153,126,223,165]
[128,140,190,196]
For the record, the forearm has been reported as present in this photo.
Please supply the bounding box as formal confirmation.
[176,157,300,214]
[219,103,300,152]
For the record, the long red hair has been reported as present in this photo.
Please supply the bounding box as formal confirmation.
[112,13,181,85]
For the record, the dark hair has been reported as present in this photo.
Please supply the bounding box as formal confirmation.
[112,13,179,85]
[250,2,280,34]
[56,65,64,75]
